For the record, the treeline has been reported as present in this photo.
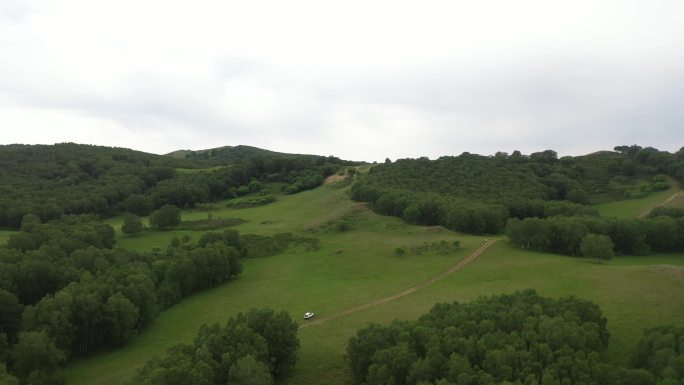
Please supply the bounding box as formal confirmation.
[351,146,684,235]
[506,215,684,256]
[347,290,677,385]
[129,308,299,385]
[0,143,356,228]
[352,186,595,234]
[0,215,246,384]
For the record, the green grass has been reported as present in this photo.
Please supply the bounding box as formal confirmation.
[64,185,684,385]
[65,186,483,385]
[593,181,682,218]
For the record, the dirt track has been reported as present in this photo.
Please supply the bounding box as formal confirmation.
[299,239,497,329]
[638,191,684,218]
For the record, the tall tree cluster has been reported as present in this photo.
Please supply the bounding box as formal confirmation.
[0,216,245,384]
[506,215,684,256]
[347,290,674,385]
[129,308,299,385]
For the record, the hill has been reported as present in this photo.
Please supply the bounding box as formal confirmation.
[352,146,684,234]
[0,143,356,229]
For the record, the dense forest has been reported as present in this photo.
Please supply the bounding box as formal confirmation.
[0,211,317,384]
[0,143,356,228]
[347,290,683,385]
[352,146,684,235]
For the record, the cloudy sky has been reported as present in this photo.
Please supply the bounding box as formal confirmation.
[0,0,682,161]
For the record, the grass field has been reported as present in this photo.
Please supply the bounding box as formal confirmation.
[594,178,682,218]
[63,183,684,385]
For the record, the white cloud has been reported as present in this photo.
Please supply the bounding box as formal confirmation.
[0,0,683,161]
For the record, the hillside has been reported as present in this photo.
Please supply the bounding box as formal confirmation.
[352,146,684,234]
[0,143,356,228]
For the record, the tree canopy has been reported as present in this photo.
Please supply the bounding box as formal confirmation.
[129,308,299,385]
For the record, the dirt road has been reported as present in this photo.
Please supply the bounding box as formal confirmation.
[299,239,497,329]
[638,191,684,218]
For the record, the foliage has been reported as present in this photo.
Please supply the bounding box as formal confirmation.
[580,234,615,263]
[129,308,298,384]
[631,325,684,384]
[240,233,320,258]
[148,205,181,229]
[407,240,460,256]
[0,363,18,385]
[12,331,66,384]
[0,143,357,229]
[352,147,683,235]
[649,206,684,219]
[0,216,247,381]
[506,215,684,256]
[174,217,246,231]
[121,214,143,235]
[225,194,277,208]
[347,290,612,385]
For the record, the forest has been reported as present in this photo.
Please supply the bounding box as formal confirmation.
[0,143,356,229]
[1,143,682,384]
[347,290,683,385]
[0,211,317,384]
[352,146,684,239]
[350,145,684,259]
[129,308,299,385]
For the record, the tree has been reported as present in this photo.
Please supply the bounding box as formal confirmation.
[103,293,139,347]
[580,234,615,263]
[229,355,273,385]
[245,308,299,376]
[0,289,22,342]
[19,214,41,232]
[12,331,66,384]
[149,204,181,229]
[0,363,18,385]
[121,214,143,235]
[123,194,151,216]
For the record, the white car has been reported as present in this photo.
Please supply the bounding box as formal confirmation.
[303,312,315,320]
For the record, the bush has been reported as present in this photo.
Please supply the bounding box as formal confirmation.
[149,205,181,229]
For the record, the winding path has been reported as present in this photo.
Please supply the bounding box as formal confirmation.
[299,239,497,329]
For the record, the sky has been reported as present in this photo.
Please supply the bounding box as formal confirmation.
[0,0,682,162]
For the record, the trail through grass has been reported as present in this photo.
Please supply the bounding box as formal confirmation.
[594,178,682,218]
[65,184,684,385]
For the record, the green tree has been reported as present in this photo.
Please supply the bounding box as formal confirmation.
[12,331,66,384]
[0,363,18,385]
[123,194,151,216]
[580,234,615,264]
[149,205,181,229]
[121,214,143,235]
[19,214,41,232]
[245,308,300,376]
[229,355,273,385]
[103,293,139,347]
[0,289,22,342]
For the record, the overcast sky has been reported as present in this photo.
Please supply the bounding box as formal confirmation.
[1,0,682,161]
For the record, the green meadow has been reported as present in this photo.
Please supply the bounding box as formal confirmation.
[62,183,684,385]
[593,179,682,218]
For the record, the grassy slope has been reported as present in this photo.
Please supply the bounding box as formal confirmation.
[65,185,481,385]
[65,182,684,385]
[593,178,682,217]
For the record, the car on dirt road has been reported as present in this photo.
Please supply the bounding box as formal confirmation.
[303,312,314,319]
